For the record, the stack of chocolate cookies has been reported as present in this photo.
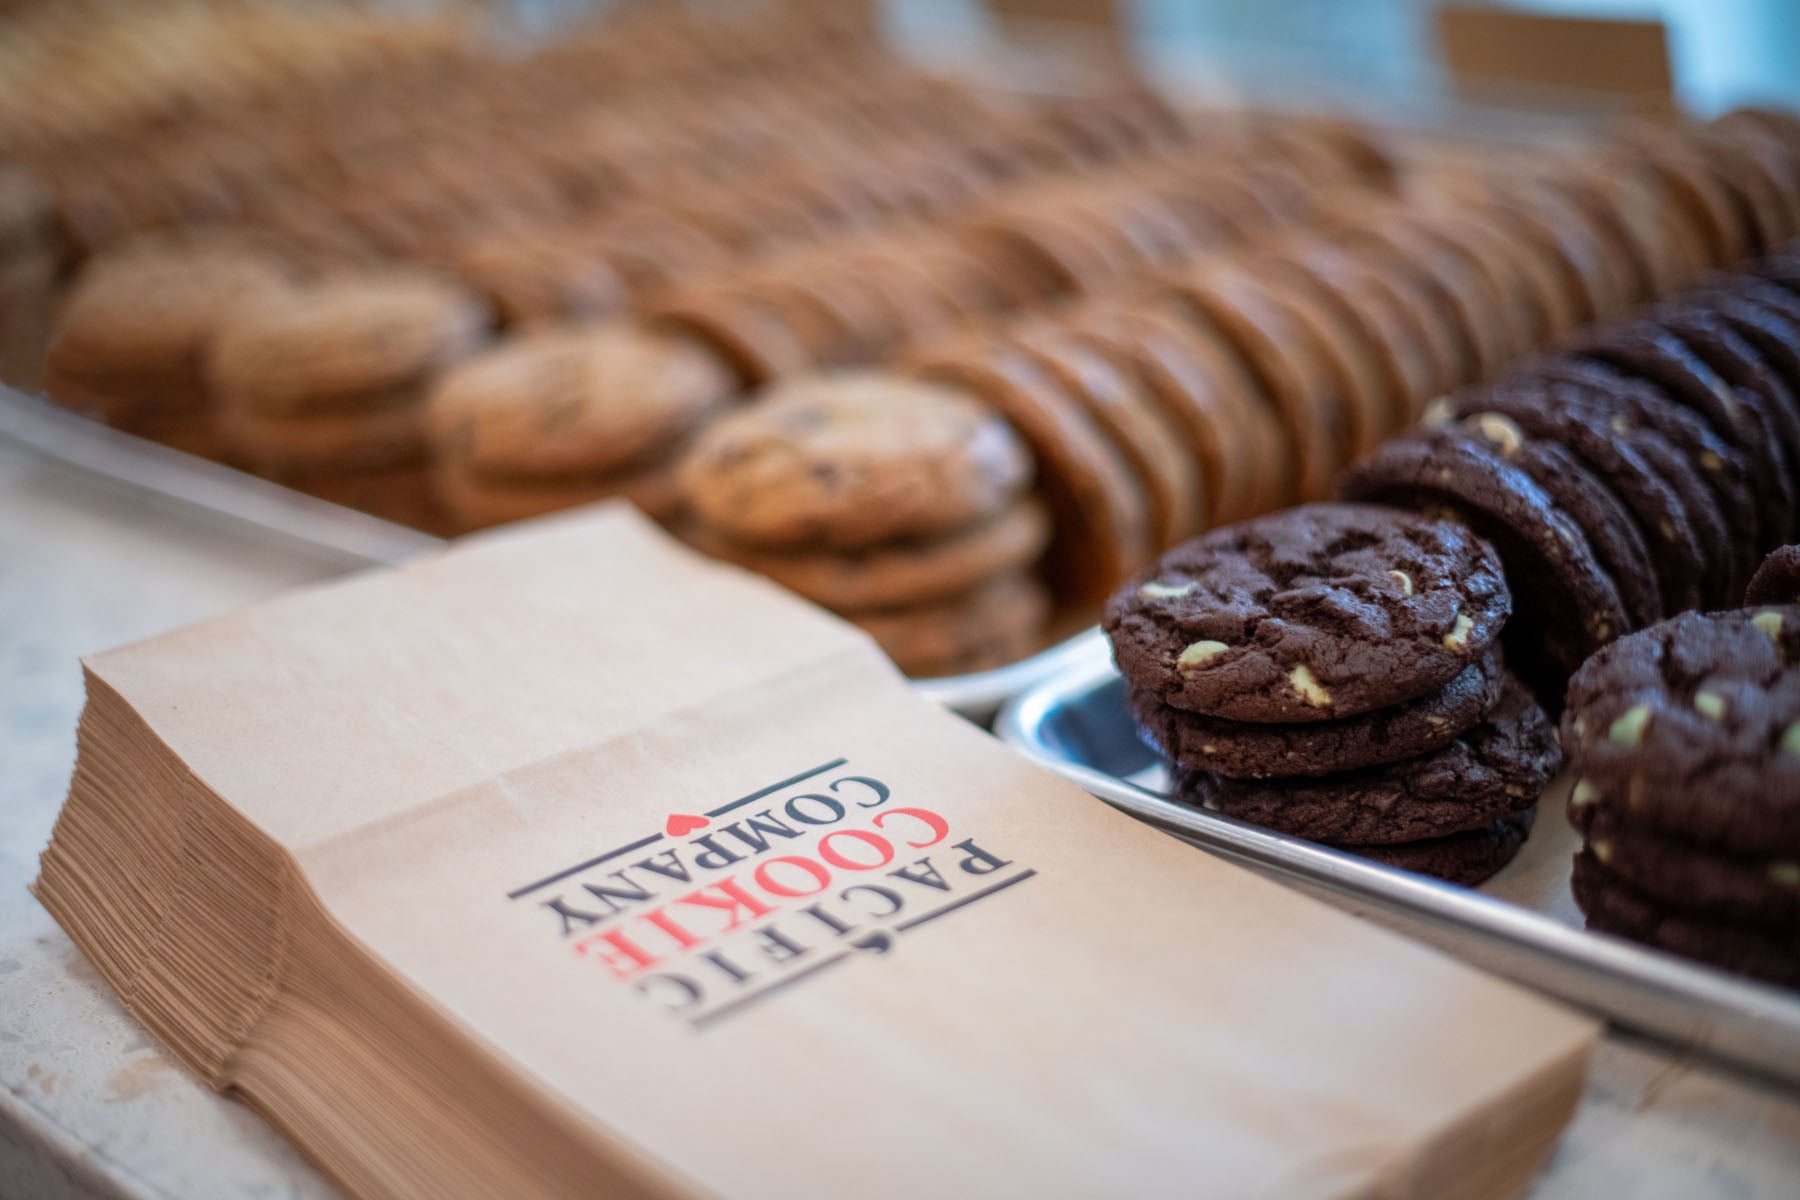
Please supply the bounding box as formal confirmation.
[1104,504,1562,885]
[1343,244,1800,705]
[679,374,1051,677]
[1561,600,1800,987]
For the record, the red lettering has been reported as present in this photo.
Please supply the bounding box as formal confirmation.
[754,855,832,898]
[675,878,776,932]
[818,829,894,871]
[873,806,949,849]
[573,928,660,980]
[639,907,703,950]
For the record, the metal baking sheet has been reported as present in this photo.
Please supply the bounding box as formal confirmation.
[0,387,1083,721]
[994,630,1800,1089]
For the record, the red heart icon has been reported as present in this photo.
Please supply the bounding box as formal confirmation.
[665,813,710,837]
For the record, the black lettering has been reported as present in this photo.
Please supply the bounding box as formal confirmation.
[543,897,604,937]
[637,973,703,1012]
[954,838,1013,876]
[839,884,903,918]
[800,902,856,936]
[701,950,752,985]
[784,793,846,825]
[721,809,802,854]
[830,774,890,808]
[632,849,693,883]
[691,834,745,871]
[752,925,809,966]
[581,872,654,915]
[888,857,950,892]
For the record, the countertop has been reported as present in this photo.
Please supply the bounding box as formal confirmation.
[4,432,1799,1198]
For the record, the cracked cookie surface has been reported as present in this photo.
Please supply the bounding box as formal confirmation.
[1106,502,1510,722]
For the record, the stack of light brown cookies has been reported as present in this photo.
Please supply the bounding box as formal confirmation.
[427,326,737,529]
[679,374,1051,677]
[1106,503,1561,886]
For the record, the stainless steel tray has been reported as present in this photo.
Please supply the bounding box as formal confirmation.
[0,387,1083,721]
[995,631,1800,1089]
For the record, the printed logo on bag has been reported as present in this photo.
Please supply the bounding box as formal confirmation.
[505,758,1035,1029]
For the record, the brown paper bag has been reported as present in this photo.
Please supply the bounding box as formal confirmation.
[37,503,1597,1199]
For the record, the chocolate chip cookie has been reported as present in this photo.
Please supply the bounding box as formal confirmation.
[1562,606,1800,856]
[1131,647,1504,778]
[1106,503,1510,722]
[1172,673,1556,843]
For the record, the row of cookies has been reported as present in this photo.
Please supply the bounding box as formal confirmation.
[1106,503,1559,885]
[1560,596,1799,988]
[33,86,1194,458]
[422,124,1376,541]
[1344,246,1800,705]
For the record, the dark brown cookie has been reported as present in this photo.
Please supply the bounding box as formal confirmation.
[1172,674,1555,843]
[1520,357,1756,605]
[1464,421,1662,633]
[1562,607,1800,856]
[1338,427,1626,702]
[1576,802,1800,927]
[1346,811,1535,887]
[1426,380,1704,616]
[1573,851,1800,988]
[1747,546,1800,605]
[1568,320,1789,555]
[1105,502,1510,722]
[1132,648,1504,779]
[1647,308,1799,545]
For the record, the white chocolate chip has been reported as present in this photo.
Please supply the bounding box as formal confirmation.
[1693,690,1727,720]
[1200,743,1216,754]
[1573,715,1588,740]
[1609,415,1629,435]
[1752,610,1784,641]
[1570,779,1599,807]
[1609,704,1651,746]
[1442,612,1475,651]
[1422,396,1453,426]
[1388,569,1414,596]
[1700,450,1723,471]
[1505,783,1526,797]
[1289,664,1331,707]
[1593,840,1614,863]
[1781,723,1800,757]
[1474,412,1524,456]
[1427,715,1446,728]
[1140,581,1194,599]
[1769,862,1800,887]
[1177,640,1229,671]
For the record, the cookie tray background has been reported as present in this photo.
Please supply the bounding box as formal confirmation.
[0,386,1085,721]
[994,632,1800,1091]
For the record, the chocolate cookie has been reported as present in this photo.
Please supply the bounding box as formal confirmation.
[1573,852,1800,988]
[1173,674,1556,844]
[1105,503,1510,722]
[1747,546,1800,605]
[1576,803,1800,926]
[1338,427,1626,699]
[679,372,1033,550]
[1346,811,1535,887]
[1131,647,1504,779]
[1562,607,1800,856]
[1571,320,1788,553]
[1521,357,1757,605]
[1461,419,1662,632]
[1427,380,1703,616]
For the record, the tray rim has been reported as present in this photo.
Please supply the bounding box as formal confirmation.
[994,630,1800,1091]
[0,387,1084,720]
